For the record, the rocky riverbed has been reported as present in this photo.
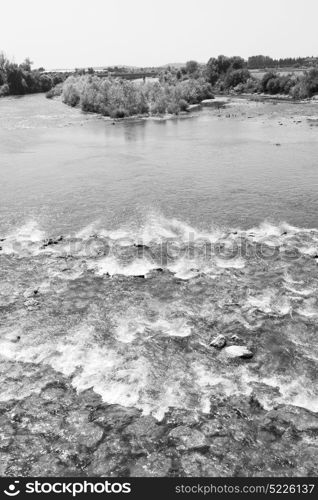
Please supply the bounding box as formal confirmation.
[1,220,318,477]
[1,362,318,477]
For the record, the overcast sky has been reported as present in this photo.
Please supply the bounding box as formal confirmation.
[1,0,317,69]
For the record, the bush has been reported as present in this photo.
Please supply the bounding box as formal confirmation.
[290,71,318,99]
[291,81,310,100]
[0,83,9,96]
[305,69,318,96]
[46,82,63,99]
[178,98,188,111]
[259,72,296,95]
[61,75,213,117]
[257,70,318,98]
[223,69,250,89]
[244,78,260,93]
[0,54,56,96]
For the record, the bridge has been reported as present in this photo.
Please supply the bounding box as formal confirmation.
[96,71,159,81]
[44,70,159,82]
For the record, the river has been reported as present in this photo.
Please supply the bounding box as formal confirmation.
[0,94,318,476]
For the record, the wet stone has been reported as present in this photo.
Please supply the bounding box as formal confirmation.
[180,452,225,477]
[263,405,318,433]
[129,452,171,477]
[222,345,253,359]
[0,417,15,450]
[163,408,200,427]
[87,437,130,476]
[65,411,104,448]
[24,298,39,309]
[210,334,227,349]
[123,416,165,454]
[168,426,209,451]
[0,453,11,476]
[91,404,141,431]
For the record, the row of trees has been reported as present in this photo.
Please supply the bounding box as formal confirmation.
[247,55,318,69]
[0,53,68,97]
[258,69,318,98]
[196,55,318,98]
[0,53,52,96]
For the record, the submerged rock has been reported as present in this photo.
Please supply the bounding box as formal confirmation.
[230,334,240,342]
[168,426,209,451]
[1,370,318,477]
[263,405,318,433]
[88,437,130,476]
[129,452,171,477]
[41,236,63,248]
[65,411,104,448]
[133,244,149,250]
[24,298,39,309]
[222,345,253,359]
[91,404,141,431]
[122,416,165,455]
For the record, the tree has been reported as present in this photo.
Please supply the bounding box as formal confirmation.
[20,57,33,72]
[230,56,245,70]
[0,52,7,70]
[206,58,219,85]
[6,63,27,94]
[185,60,199,74]
[216,55,232,74]
[223,69,250,89]
[260,71,277,92]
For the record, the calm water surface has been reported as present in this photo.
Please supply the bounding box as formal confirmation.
[1,94,317,234]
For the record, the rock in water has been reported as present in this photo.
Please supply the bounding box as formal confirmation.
[41,236,63,248]
[210,334,226,349]
[24,298,39,310]
[168,426,209,451]
[222,345,253,359]
[231,334,240,342]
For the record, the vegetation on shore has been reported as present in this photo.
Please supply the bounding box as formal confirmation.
[247,55,318,70]
[257,68,318,99]
[0,53,67,97]
[205,55,318,98]
[1,50,318,116]
[59,55,318,118]
[60,74,213,118]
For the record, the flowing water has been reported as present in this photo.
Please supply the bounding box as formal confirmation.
[1,94,318,425]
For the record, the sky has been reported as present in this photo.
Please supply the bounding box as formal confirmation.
[1,0,318,69]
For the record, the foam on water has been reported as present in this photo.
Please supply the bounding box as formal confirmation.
[3,215,318,266]
[246,290,292,316]
[1,216,318,417]
[1,221,46,255]
[89,256,157,277]
[260,376,318,413]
